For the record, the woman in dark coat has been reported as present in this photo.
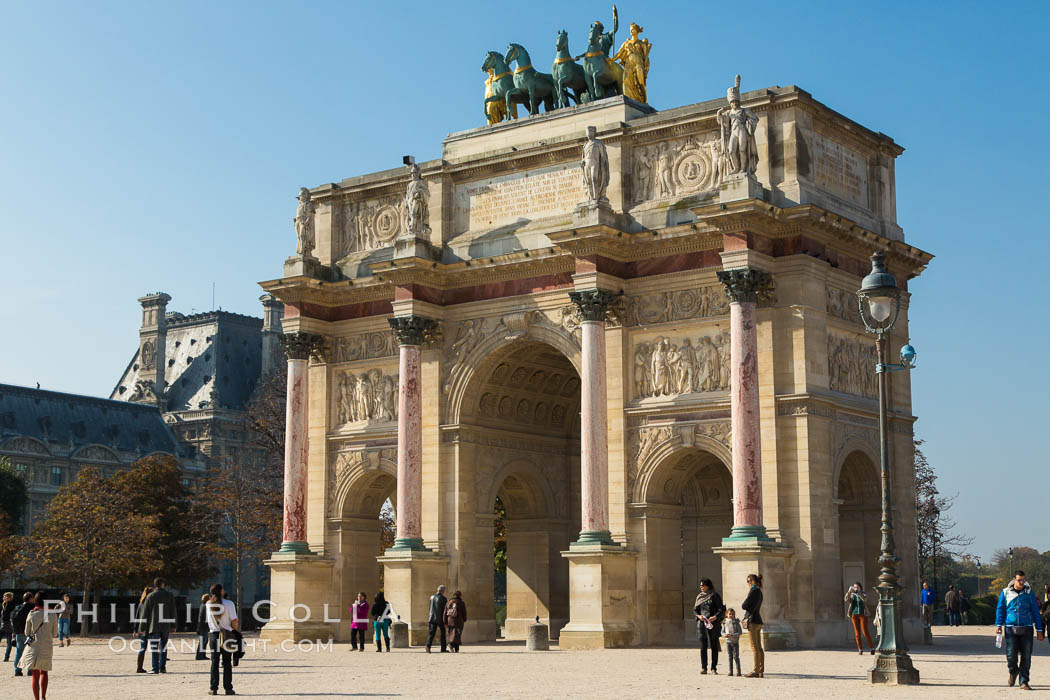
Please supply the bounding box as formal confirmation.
[693,578,726,674]
[741,573,764,678]
[196,593,210,660]
[444,591,468,652]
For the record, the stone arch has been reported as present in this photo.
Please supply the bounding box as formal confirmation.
[832,437,880,498]
[331,449,398,519]
[633,445,734,644]
[632,429,732,505]
[445,321,582,426]
[484,457,556,520]
[836,450,882,600]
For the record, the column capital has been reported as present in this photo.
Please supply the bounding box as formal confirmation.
[280,331,325,361]
[717,267,775,304]
[568,289,622,323]
[388,315,440,347]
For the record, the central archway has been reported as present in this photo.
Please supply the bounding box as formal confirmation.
[633,446,733,644]
[453,338,581,642]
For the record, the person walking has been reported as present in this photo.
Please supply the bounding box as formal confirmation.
[995,570,1045,690]
[721,608,743,676]
[920,581,935,628]
[1041,585,1050,642]
[371,592,394,652]
[959,590,971,625]
[444,591,467,653]
[195,594,211,661]
[134,585,154,673]
[56,595,72,647]
[945,585,961,626]
[1,592,14,663]
[741,573,764,678]
[12,591,34,677]
[206,583,238,696]
[844,582,876,655]
[138,577,175,674]
[693,578,725,674]
[19,591,57,700]
[425,585,448,653]
[349,592,369,652]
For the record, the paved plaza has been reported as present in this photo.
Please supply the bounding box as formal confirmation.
[4,626,1047,698]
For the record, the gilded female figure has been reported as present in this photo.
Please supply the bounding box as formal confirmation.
[613,22,651,103]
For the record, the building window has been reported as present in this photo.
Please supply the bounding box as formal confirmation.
[15,462,28,477]
[51,467,62,487]
[181,478,190,488]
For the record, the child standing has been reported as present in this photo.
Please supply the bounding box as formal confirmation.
[722,608,743,676]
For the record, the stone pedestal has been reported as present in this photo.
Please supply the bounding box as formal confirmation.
[713,540,795,649]
[259,552,335,644]
[391,619,410,648]
[526,619,550,651]
[558,544,639,649]
[378,550,449,646]
[718,172,764,203]
[283,254,324,279]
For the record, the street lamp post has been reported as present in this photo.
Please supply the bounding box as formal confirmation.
[857,251,921,685]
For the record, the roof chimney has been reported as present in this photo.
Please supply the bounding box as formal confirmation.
[137,292,171,406]
[259,293,284,376]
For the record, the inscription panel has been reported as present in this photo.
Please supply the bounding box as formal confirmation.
[812,133,868,207]
[454,163,584,233]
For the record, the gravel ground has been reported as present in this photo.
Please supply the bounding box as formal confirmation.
[2,626,1046,698]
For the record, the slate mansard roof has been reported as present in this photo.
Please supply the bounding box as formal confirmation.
[0,383,182,459]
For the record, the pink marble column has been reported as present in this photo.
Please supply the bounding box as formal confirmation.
[717,268,774,540]
[388,316,438,550]
[278,332,322,554]
[569,289,620,546]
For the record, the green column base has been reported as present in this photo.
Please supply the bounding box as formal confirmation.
[723,525,774,542]
[389,537,428,552]
[277,541,313,555]
[573,530,616,547]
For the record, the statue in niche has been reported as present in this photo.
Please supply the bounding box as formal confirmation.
[404,159,430,238]
[580,126,610,202]
[613,22,651,103]
[716,75,760,176]
[294,187,316,257]
[634,145,652,203]
[654,142,675,198]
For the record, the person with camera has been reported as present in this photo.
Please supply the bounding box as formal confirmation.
[206,583,239,696]
[844,581,875,655]
[18,591,57,700]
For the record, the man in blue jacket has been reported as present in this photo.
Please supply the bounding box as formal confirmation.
[996,570,1046,690]
[920,581,936,628]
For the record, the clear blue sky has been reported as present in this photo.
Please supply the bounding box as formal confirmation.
[1,1,1047,560]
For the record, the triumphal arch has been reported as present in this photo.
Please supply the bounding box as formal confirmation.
[258,37,932,648]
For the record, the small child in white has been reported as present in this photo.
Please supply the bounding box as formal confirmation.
[721,608,743,677]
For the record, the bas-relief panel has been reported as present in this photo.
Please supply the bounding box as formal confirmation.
[331,331,398,364]
[632,134,724,207]
[332,368,398,426]
[337,195,404,257]
[827,333,877,400]
[826,286,861,325]
[811,132,868,208]
[624,286,728,327]
[453,163,585,234]
[632,330,730,400]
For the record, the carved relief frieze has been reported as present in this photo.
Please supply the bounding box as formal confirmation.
[777,401,836,418]
[633,331,730,400]
[633,134,724,206]
[332,331,398,364]
[333,368,398,426]
[828,333,878,400]
[826,286,861,324]
[623,287,728,327]
[693,420,732,450]
[338,194,405,257]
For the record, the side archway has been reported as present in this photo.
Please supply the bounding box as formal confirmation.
[836,450,881,597]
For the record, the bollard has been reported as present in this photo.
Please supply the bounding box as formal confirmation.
[391,616,409,649]
[526,615,549,651]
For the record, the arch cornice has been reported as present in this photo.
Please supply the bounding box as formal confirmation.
[329,448,398,518]
[631,426,732,504]
[481,456,560,520]
[832,437,880,499]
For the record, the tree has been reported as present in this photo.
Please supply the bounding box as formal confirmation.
[197,457,281,611]
[0,510,27,579]
[21,467,161,635]
[111,454,214,589]
[0,456,28,533]
[244,362,286,486]
[987,547,1050,597]
[914,438,973,595]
